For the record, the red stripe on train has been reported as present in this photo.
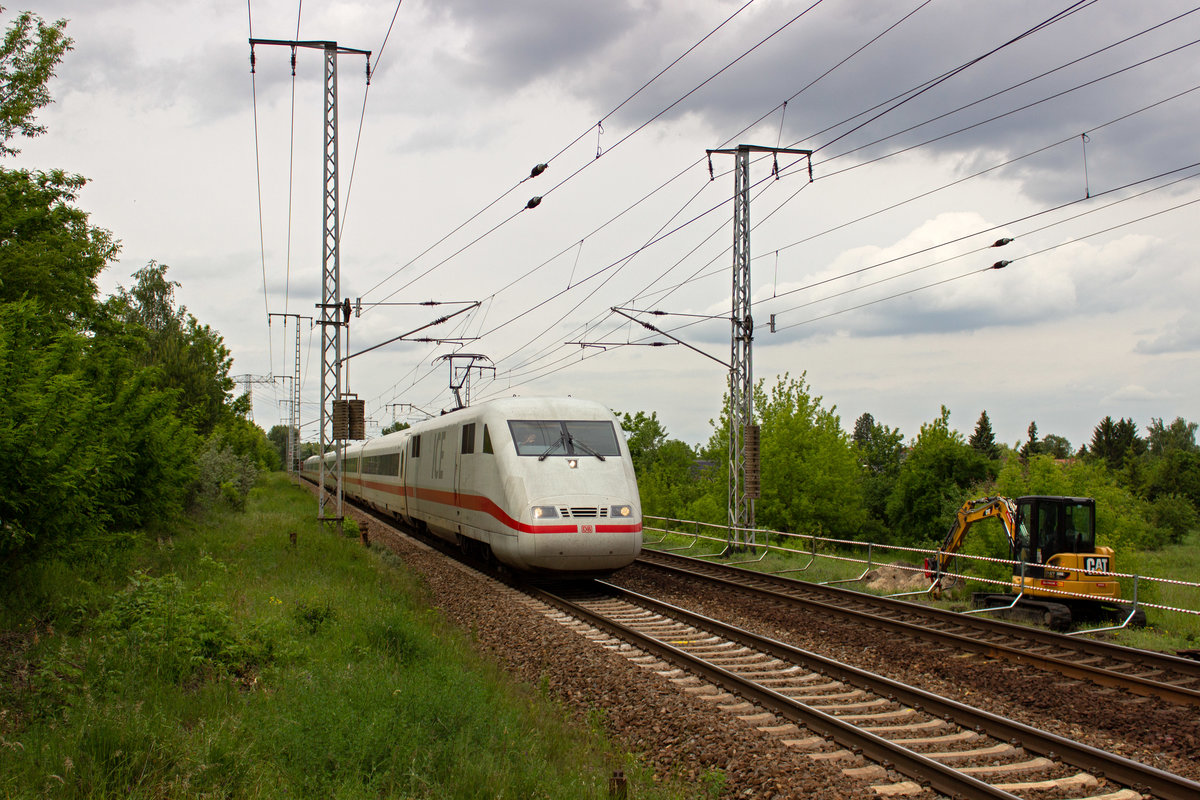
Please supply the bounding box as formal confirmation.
[348,478,641,535]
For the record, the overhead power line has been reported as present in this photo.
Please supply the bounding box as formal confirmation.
[377,1,1196,417]
[361,0,824,305]
[771,189,1200,333]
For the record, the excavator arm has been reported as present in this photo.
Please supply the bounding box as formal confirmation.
[930,496,1018,594]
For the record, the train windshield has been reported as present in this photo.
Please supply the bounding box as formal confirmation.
[509,420,621,458]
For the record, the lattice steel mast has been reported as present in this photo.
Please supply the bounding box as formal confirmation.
[707,144,811,549]
[250,38,371,530]
[269,312,312,476]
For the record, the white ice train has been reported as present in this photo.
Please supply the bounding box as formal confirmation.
[302,396,643,574]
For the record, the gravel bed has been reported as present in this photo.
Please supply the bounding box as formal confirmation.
[609,562,1200,782]
[355,511,920,799]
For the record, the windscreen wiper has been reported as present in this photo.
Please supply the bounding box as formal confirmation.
[538,434,569,461]
[567,435,606,461]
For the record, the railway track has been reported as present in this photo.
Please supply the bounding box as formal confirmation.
[341,496,1198,795]
[532,579,1200,800]
[630,549,1200,707]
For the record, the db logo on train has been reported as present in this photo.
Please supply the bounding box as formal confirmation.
[580,524,595,534]
[1084,556,1110,574]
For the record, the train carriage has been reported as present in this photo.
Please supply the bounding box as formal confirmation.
[304,397,642,574]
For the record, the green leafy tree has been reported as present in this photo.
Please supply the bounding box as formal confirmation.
[267,423,292,466]
[853,413,905,537]
[1,6,72,155]
[1145,451,1200,510]
[1146,416,1198,456]
[0,13,260,589]
[619,410,708,519]
[994,455,1165,555]
[1019,421,1039,459]
[381,420,411,436]
[0,168,119,325]
[1040,434,1072,459]
[885,406,991,546]
[108,261,235,436]
[711,374,866,538]
[618,410,668,476]
[0,301,197,564]
[638,438,708,519]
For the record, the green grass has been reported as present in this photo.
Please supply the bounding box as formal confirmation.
[1105,529,1200,651]
[0,475,710,799]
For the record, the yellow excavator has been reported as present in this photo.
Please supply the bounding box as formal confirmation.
[927,495,1144,631]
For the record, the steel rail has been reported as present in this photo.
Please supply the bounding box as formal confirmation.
[529,583,1022,800]
[535,580,1200,800]
[636,549,1200,706]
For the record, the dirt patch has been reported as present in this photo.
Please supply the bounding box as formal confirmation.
[862,561,929,592]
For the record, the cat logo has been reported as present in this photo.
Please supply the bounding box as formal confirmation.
[1084,556,1110,574]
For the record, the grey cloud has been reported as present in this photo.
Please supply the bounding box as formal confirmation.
[431,0,646,90]
[1134,313,1200,354]
[542,1,1200,203]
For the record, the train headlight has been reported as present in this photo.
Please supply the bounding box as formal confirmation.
[532,506,559,519]
[610,504,632,518]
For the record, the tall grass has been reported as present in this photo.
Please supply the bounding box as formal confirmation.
[0,474,705,799]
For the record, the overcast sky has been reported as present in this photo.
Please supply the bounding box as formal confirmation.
[11,0,1200,451]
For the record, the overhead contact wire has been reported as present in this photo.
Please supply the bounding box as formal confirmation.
[248,0,275,379]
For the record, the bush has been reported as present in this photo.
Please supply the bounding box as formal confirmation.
[194,438,259,510]
[1150,494,1200,546]
[97,570,266,684]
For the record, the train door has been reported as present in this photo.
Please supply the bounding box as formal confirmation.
[455,423,477,523]
[398,447,409,520]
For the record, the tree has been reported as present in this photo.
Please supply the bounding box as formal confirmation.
[1020,421,1039,460]
[1146,416,1198,456]
[1040,434,1072,460]
[381,420,411,436]
[267,424,292,466]
[852,412,875,449]
[1,300,198,563]
[885,406,991,546]
[854,414,905,539]
[0,168,119,324]
[108,261,235,436]
[746,374,866,538]
[968,410,998,459]
[618,410,668,477]
[618,410,707,519]
[1145,451,1200,510]
[1,7,72,155]
[1089,416,1144,471]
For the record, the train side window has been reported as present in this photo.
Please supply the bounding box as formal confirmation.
[482,425,494,454]
[411,435,421,457]
[461,423,476,454]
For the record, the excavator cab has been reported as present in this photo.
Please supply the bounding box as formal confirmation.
[1012,496,1097,578]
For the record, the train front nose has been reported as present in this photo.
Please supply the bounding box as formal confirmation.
[521,498,642,572]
